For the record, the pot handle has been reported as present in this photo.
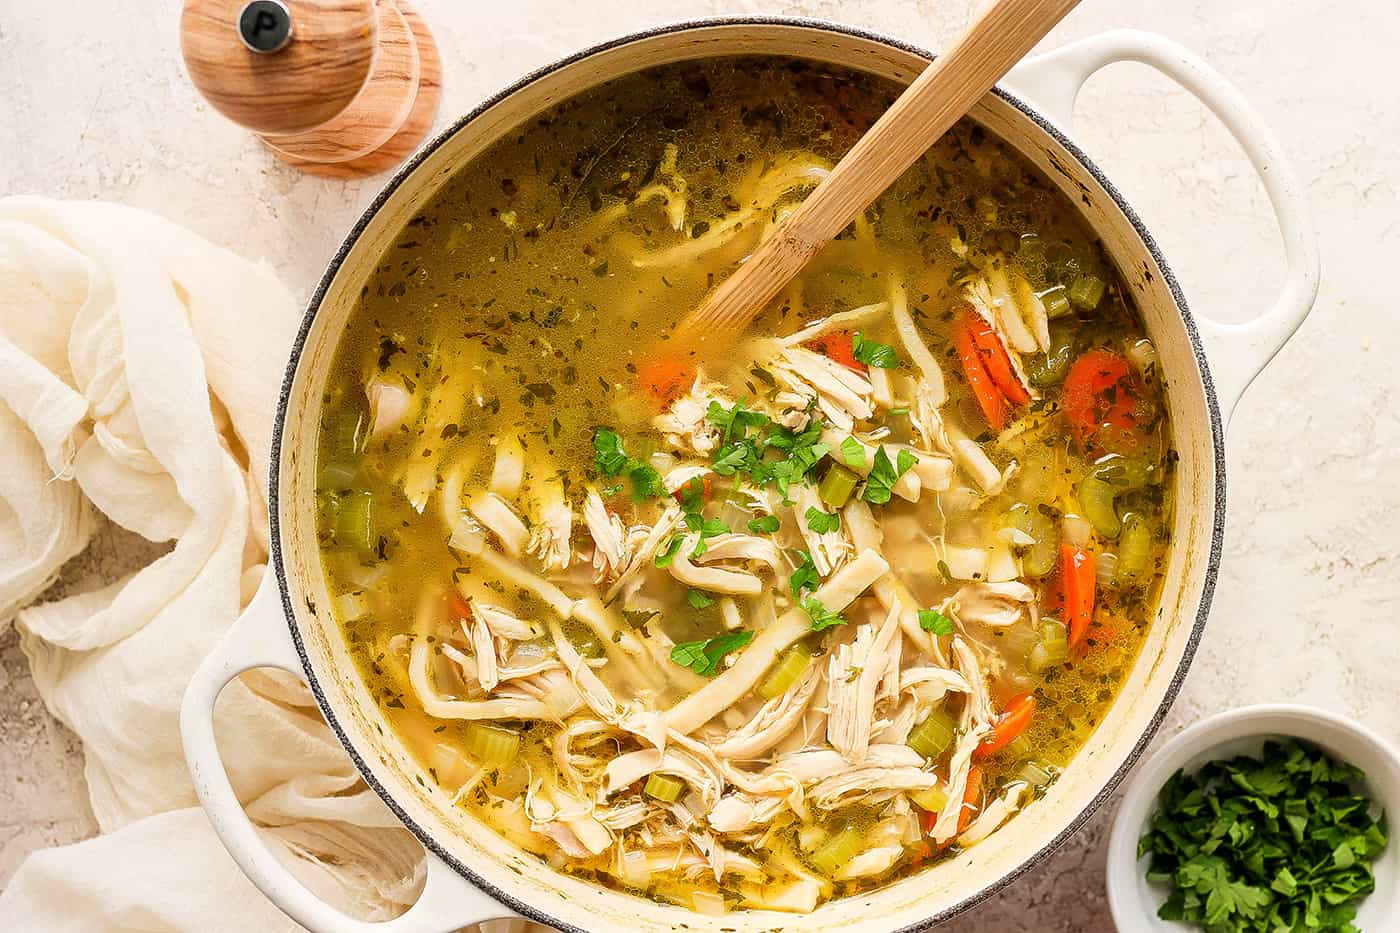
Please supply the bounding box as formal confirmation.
[180,570,517,933]
[1005,29,1319,423]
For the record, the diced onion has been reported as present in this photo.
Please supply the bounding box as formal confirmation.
[620,850,651,888]
[1116,512,1153,584]
[1027,619,1070,673]
[448,514,486,555]
[1061,513,1093,548]
[1017,760,1057,789]
[341,558,387,589]
[1096,551,1119,586]
[797,824,828,853]
[1125,338,1158,378]
[334,590,370,621]
[428,741,473,787]
[692,892,727,916]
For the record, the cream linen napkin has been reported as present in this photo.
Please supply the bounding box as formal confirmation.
[0,197,501,930]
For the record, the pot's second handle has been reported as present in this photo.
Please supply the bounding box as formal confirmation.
[180,571,515,933]
[1006,29,1320,424]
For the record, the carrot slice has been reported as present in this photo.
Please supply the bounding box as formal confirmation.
[805,331,865,371]
[672,473,713,505]
[448,591,471,622]
[637,352,694,407]
[1062,349,1147,453]
[975,694,1037,759]
[963,312,1031,405]
[920,765,984,839]
[954,316,1010,430]
[958,765,983,834]
[1060,543,1096,649]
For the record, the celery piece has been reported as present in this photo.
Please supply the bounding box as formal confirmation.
[1067,274,1106,311]
[644,773,686,802]
[1039,285,1073,320]
[810,825,864,876]
[330,408,365,460]
[1005,503,1059,577]
[334,491,375,553]
[817,463,859,509]
[907,708,956,760]
[755,643,814,700]
[464,723,519,764]
[1028,619,1069,673]
[1078,455,1151,539]
[1115,512,1153,584]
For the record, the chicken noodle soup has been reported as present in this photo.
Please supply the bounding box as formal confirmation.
[315,58,1174,914]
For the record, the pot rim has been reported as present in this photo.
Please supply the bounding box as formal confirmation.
[267,15,1226,930]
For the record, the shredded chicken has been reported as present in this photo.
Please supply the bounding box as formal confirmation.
[604,503,685,604]
[769,344,875,430]
[707,793,789,834]
[654,376,725,455]
[713,664,821,760]
[948,580,1036,628]
[826,601,902,763]
[793,484,852,574]
[583,486,627,581]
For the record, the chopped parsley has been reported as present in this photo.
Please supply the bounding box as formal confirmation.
[670,630,753,676]
[1139,739,1388,932]
[918,608,954,636]
[675,475,707,512]
[684,512,731,538]
[592,427,663,501]
[626,459,664,500]
[747,514,781,534]
[686,589,715,610]
[653,536,683,568]
[703,403,830,499]
[839,435,866,467]
[861,446,918,504]
[592,428,629,475]
[852,331,898,368]
[802,596,845,631]
[706,398,769,443]
[789,549,820,596]
[805,507,841,535]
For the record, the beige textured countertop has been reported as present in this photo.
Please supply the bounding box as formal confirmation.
[4,1,1398,929]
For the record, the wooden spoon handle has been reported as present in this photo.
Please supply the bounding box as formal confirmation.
[675,0,1080,347]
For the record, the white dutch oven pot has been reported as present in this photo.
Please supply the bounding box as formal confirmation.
[181,19,1319,932]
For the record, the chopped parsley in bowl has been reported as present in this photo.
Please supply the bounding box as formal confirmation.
[1139,739,1386,930]
[1107,705,1400,933]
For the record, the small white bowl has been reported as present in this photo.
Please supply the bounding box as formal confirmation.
[1107,704,1400,932]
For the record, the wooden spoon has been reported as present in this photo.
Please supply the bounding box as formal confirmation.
[672,0,1080,351]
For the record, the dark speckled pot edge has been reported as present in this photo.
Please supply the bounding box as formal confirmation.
[265,16,1225,932]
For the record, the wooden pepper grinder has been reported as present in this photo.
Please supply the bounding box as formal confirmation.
[180,0,441,177]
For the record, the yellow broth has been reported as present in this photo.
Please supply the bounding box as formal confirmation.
[315,57,1173,913]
